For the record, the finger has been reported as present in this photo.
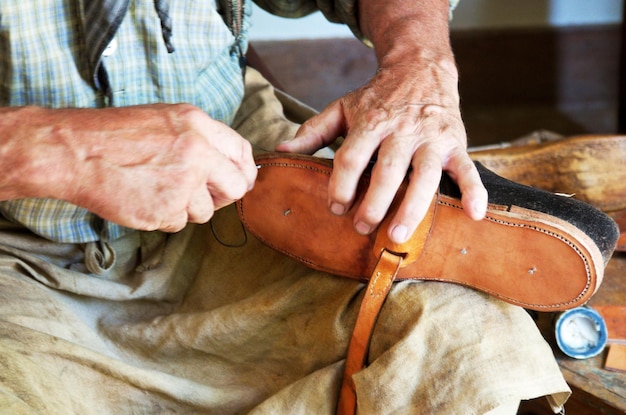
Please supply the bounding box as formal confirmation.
[275,100,345,154]
[187,185,215,224]
[327,126,383,217]
[191,113,258,190]
[352,135,414,235]
[235,139,258,190]
[205,152,251,210]
[386,148,443,244]
[158,212,190,234]
[211,129,258,191]
[445,150,488,220]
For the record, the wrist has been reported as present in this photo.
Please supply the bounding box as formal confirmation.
[0,106,81,201]
[378,44,458,79]
[359,0,454,69]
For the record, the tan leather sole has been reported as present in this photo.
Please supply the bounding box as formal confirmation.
[469,134,626,212]
[237,153,606,311]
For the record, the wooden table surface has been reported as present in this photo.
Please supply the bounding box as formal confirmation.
[529,252,626,414]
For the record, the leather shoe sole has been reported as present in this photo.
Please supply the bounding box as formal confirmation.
[238,153,620,311]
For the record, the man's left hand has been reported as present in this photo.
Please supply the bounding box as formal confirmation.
[276,56,487,244]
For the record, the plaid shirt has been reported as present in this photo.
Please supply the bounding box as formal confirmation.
[0,1,253,243]
[0,0,457,243]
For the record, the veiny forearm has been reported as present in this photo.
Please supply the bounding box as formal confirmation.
[356,0,461,114]
[358,0,456,73]
[0,106,82,202]
[0,103,257,232]
[0,105,178,203]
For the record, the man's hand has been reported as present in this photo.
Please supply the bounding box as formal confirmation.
[276,0,487,244]
[0,104,257,232]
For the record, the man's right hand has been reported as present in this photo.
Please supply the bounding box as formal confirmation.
[0,103,257,232]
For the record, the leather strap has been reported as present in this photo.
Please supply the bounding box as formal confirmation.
[337,249,403,415]
[236,153,609,412]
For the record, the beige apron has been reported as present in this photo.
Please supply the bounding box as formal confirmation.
[0,68,570,415]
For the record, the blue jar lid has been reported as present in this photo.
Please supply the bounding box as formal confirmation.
[555,306,608,359]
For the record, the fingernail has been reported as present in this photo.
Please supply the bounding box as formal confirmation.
[472,200,487,220]
[391,224,409,243]
[355,221,372,235]
[330,202,346,215]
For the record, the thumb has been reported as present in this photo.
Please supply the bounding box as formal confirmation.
[276,100,346,154]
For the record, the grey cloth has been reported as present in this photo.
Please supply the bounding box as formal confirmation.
[82,0,130,92]
[154,0,175,52]
[0,68,570,414]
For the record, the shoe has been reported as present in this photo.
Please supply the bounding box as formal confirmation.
[238,152,620,415]
[237,153,620,311]
[469,134,626,212]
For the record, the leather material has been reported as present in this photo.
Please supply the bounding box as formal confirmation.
[237,152,616,415]
[237,153,608,312]
[336,249,402,415]
[373,192,437,267]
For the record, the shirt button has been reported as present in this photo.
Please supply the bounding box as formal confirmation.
[102,38,118,57]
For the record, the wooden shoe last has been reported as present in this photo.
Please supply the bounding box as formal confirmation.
[469,134,626,212]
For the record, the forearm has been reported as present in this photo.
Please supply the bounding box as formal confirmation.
[0,103,257,232]
[0,106,78,202]
[356,0,460,113]
[359,0,456,73]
